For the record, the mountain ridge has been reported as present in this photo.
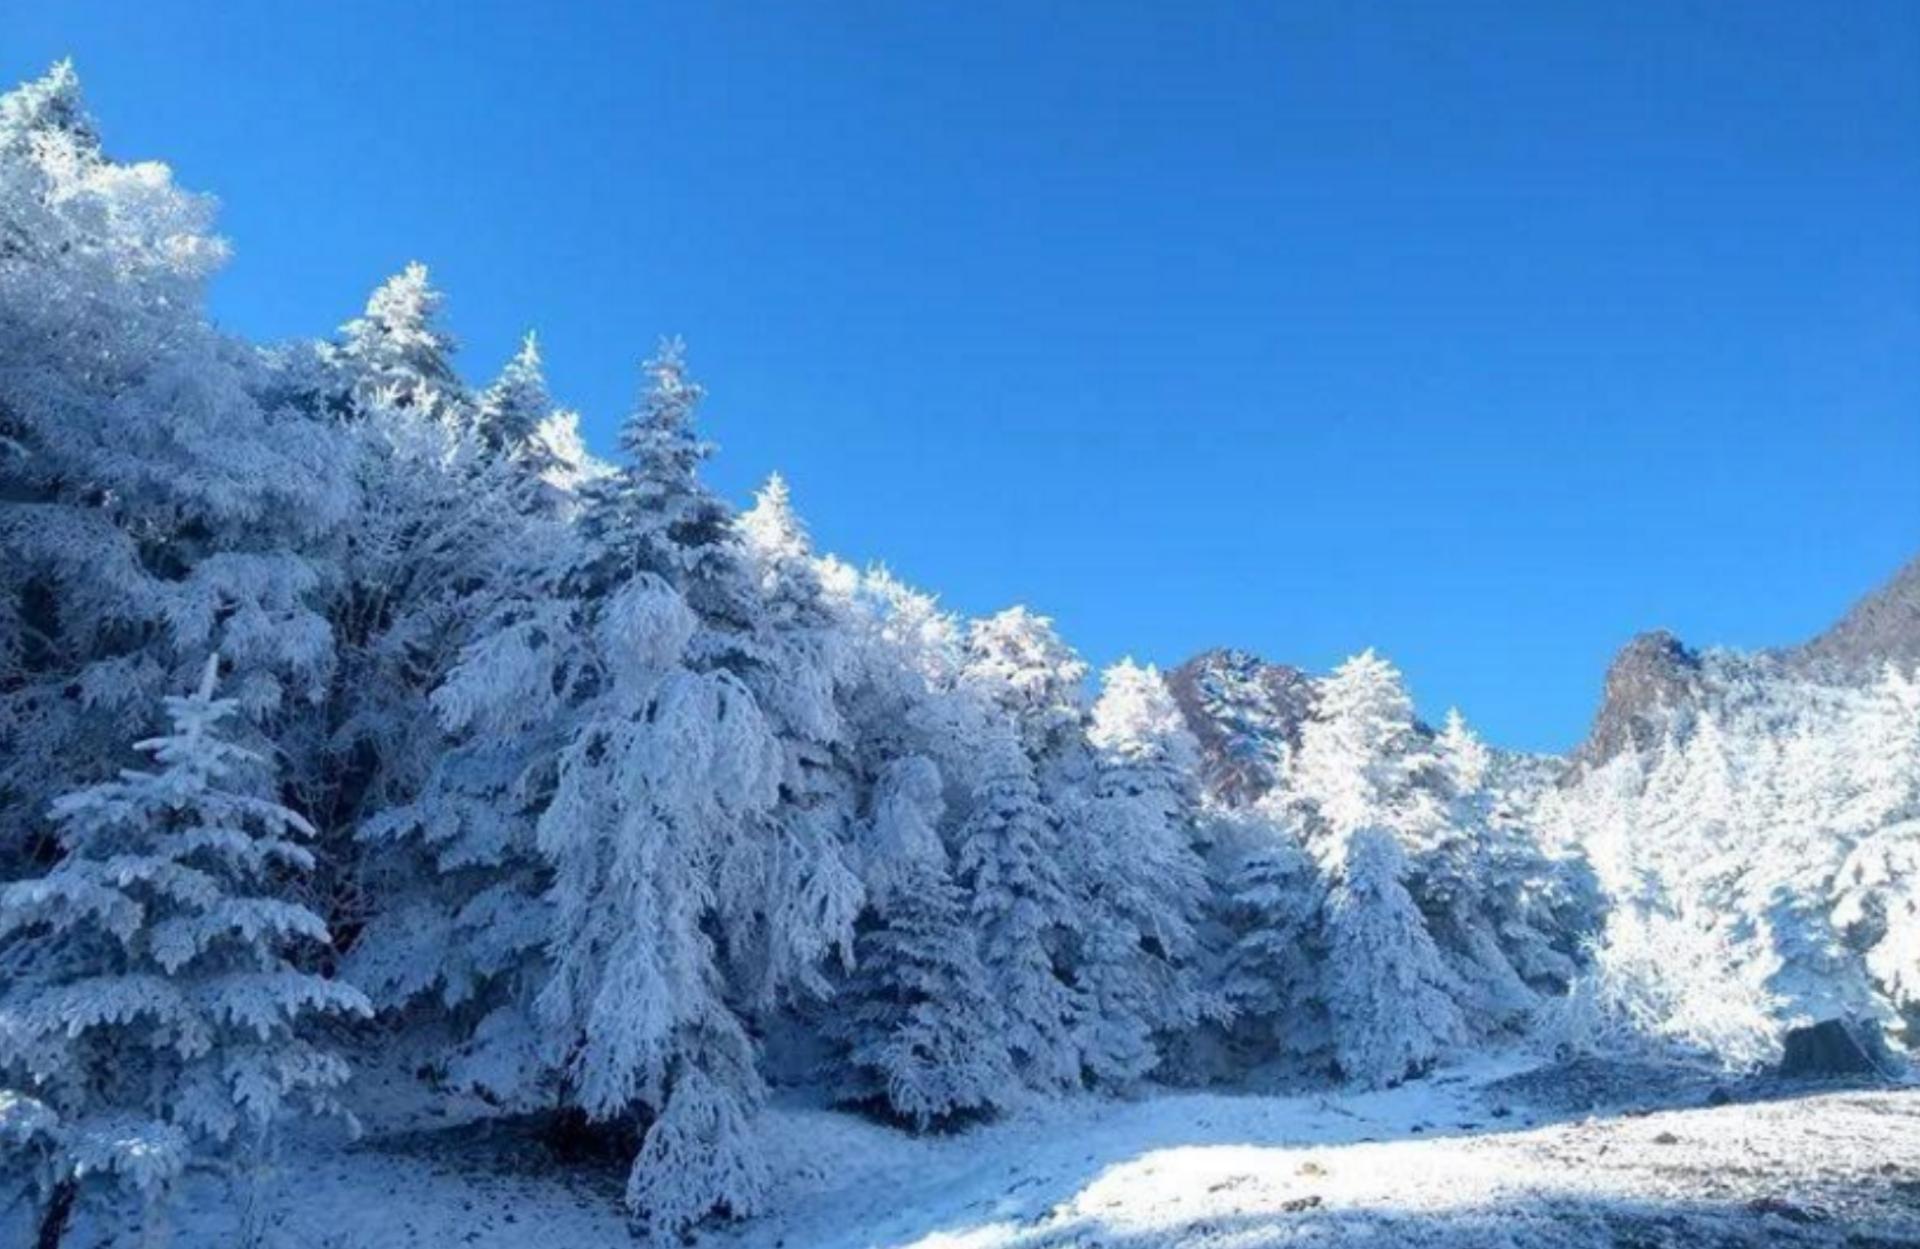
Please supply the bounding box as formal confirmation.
[1168,552,1920,788]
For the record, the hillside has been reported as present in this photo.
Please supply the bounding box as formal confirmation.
[1,60,1916,1249]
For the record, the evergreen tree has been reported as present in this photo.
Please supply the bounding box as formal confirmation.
[0,659,369,1237]
[1288,653,1468,1073]
[1074,660,1213,1086]
[953,734,1086,1090]
[1214,810,1331,1073]
[474,332,553,454]
[301,266,553,990]
[424,342,789,1240]
[725,475,864,1012]
[1820,667,1920,1041]
[829,757,1012,1128]
[1288,650,1437,860]
[334,262,465,429]
[1410,708,1543,1029]
[963,606,1092,790]
[0,64,344,871]
[1321,828,1464,1087]
[575,339,757,652]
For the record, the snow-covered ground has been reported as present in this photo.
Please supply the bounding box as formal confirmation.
[39,1057,1918,1249]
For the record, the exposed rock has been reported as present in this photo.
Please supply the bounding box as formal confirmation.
[1786,553,1920,677]
[1775,1019,1880,1079]
[1573,630,1705,768]
[1573,554,1920,772]
[1166,648,1317,805]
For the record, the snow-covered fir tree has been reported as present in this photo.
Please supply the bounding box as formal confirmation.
[953,730,1087,1090]
[1074,659,1213,1086]
[474,332,553,455]
[1409,709,1549,1028]
[0,659,369,1241]
[725,474,864,1012]
[296,266,562,1017]
[828,756,1014,1127]
[1321,827,1465,1087]
[532,572,781,1237]
[1286,653,1466,1071]
[334,263,466,431]
[1212,808,1331,1074]
[421,344,800,1240]
[1287,650,1439,860]
[0,64,343,872]
[962,606,1095,802]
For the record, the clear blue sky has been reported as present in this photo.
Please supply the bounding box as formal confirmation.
[8,3,1918,752]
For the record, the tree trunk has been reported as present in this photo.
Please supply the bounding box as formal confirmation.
[35,1178,77,1249]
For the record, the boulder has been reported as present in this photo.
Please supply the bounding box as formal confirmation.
[1774,1019,1879,1079]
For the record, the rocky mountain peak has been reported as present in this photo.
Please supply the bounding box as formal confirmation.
[1787,553,1920,676]
[1166,647,1317,805]
[1573,629,1704,768]
[1573,553,1919,770]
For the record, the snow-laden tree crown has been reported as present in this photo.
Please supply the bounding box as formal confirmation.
[1,64,1914,1246]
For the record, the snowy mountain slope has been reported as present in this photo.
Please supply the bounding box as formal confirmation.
[1793,553,1920,677]
[1575,554,1920,769]
[59,1061,1918,1249]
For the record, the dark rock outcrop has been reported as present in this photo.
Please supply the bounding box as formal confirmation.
[1166,648,1317,806]
[1786,553,1920,677]
[1775,1019,1881,1079]
[1573,553,1920,770]
[1573,629,1705,768]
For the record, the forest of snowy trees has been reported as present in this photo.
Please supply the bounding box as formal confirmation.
[1,63,1915,1247]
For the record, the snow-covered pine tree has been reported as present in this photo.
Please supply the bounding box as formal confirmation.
[334,262,466,431]
[1212,807,1331,1074]
[1321,826,1464,1087]
[1832,667,1920,1041]
[1287,650,1437,861]
[963,606,1093,793]
[323,296,563,939]
[829,563,993,809]
[724,475,864,1013]
[953,729,1087,1091]
[0,658,369,1241]
[293,266,560,1002]
[959,609,1120,1079]
[1409,709,1545,1029]
[1073,659,1213,1087]
[1287,652,1467,1074]
[532,572,782,1239]
[578,339,760,659]
[0,64,344,873]
[470,329,604,499]
[474,332,552,454]
[1476,750,1600,997]
[829,756,1013,1127]
[419,342,791,1241]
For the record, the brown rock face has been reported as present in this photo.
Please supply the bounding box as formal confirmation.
[1788,553,1920,677]
[1573,629,1704,768]
[1166,648,1317,806]
[1573,552,1919,769]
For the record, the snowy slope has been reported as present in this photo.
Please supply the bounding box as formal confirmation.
[43,1058,1915,1249]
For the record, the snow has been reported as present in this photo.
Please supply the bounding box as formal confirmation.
[30,1057,1911,1249]
[6,58,1920,1249]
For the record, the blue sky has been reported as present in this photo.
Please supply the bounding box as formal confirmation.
[7,3,1917,751]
